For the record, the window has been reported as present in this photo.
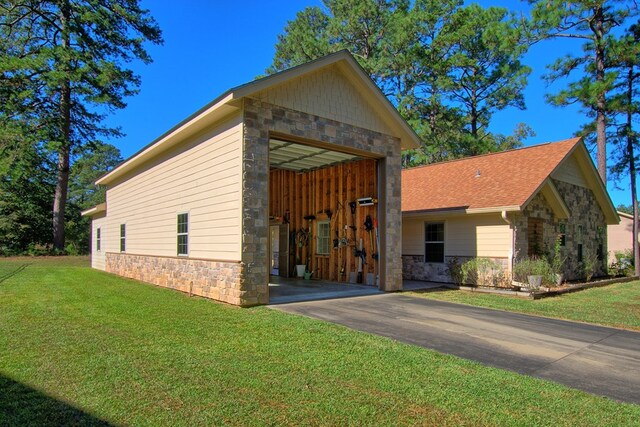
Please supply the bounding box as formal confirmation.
[558,222,566,246]
[528,218,544,257]
[425,222,444,263]
[177,213,188,256]
[316,220,330,255]
[120,224,126,253]
[96,228,101,252]
[577,224,583,263]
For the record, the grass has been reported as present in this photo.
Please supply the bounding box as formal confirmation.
[0,258,638,426]
[409,281,640,331]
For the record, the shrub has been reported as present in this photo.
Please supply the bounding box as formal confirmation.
[582,248,599,282]
[447,257,463,285]
[513,257,554,286]
[610,250,634,277]
[460,258,504,287]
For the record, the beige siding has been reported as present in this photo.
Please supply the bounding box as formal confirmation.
[255,65,394,136]
[608,214,635,255]
[402,213,511,258]
[91,215,107,270]
[103,113,243,261]
[552,154,588,188]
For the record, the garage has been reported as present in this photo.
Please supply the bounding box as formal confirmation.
[267,137,383,301]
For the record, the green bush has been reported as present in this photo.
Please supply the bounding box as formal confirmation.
[460,258,505,287]
[513,257,554,286]
[446,257,464,285]
[610,250,634,277]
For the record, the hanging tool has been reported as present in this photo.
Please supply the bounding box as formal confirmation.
[348,201,357,239]
[356,238,364,283]
[372,219,379,261]
[364,215,374,257]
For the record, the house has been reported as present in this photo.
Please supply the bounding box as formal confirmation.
[81,50,420,306]
[608,211,637,258]
[401,138,619,282]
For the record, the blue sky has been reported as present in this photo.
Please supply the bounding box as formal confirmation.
[103,0,632,208]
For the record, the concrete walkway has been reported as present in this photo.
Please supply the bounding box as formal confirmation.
[273,293,640,404]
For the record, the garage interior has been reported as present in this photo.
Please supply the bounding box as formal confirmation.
[268,137,381,300]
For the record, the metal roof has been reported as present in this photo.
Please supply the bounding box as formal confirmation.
[269,139,360,172]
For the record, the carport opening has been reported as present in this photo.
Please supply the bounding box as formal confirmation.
[268,137,381,303]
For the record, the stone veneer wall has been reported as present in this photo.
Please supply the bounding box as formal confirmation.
[402,255,508,283]
[513,179,607,280]
[242,98,403,304]
[106,253,244,305]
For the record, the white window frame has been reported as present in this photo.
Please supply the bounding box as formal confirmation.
[424,222,445,264]
[120,224,126,253]
[316,220,331,255]
[96,227,101,252]
[177,212,189,256]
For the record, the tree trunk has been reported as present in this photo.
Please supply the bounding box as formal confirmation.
[52,1,71,250]
[626,66,639,276]
[594,5,607,183]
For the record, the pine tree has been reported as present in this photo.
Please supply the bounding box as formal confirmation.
[0,1,162,250]
[527,0,638,183]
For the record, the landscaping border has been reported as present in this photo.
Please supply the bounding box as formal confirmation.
[442,276,639,300]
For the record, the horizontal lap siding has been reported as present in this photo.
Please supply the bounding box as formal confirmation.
[402,214,511,258]
[255,65,394,137]
[91,216,107,270]
[551,154,588,188]
[104,114,243,261]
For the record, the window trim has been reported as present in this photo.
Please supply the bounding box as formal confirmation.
[120,223,126,253]
[177,212,189,257]
[424,222,445,264]
[96,227,101,252]
[316,220,331,256]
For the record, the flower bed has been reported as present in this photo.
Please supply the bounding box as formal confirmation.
[445,276,638,299]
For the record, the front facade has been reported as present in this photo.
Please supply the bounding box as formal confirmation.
[83,51,420,306]
[401,139,619,283]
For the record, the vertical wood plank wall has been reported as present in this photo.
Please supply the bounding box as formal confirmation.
[269,159,379,283]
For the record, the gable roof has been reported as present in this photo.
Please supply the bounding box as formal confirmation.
[97,50,420,186]
[402,137,619,224]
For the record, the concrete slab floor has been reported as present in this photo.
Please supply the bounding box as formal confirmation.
[268,276,381,304]
[273,293,640,404]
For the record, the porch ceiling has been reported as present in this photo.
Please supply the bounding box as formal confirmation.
[269,139,361,172]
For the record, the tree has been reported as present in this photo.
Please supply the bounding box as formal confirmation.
[268,0,533,165]
[64,142,122,253]
[0,1,162,250]
[0,134,54,254]
[608,22,640,275]
[448,4,530,155]
[527,1,638,183]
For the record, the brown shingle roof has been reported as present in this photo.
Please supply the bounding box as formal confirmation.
[401,137,581,213]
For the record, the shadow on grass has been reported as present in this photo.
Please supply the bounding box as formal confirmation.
[0,375,113,426]
[0,264,30,285]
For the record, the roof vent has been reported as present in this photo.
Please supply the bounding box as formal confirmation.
[475,169,481,178]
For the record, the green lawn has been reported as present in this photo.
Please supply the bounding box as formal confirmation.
[1,258,638,426]
[409,281,640,331]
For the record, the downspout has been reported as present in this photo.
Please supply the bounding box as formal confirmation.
[501,210,514,278]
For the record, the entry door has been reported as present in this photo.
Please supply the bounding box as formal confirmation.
[269,224,290,277]
[278,224,289,278]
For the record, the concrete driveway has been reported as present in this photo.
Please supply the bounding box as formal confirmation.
[273,293,640,404]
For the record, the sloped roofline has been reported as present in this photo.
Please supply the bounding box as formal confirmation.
[96,50,420,186]
[402,137,619,224]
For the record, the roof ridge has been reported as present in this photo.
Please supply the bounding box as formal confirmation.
[402,137,581,172]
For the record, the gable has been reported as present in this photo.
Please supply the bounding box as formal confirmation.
[551,153,588,188]
[253,64,395,136]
